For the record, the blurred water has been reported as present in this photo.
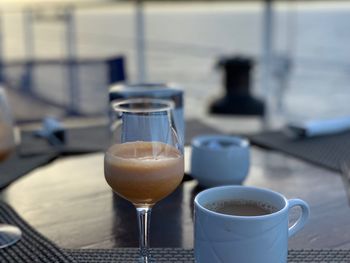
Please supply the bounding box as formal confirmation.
[2,2,350,121]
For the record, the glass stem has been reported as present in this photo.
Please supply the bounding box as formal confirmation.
[136,207,152,262]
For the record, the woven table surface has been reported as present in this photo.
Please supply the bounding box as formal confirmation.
[250,130,350,172]
[0,202,77,262]
[66,248,350,263]
[0,201,350,262]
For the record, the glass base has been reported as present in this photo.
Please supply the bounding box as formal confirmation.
[0,224,22,248]
[139,255,155,263]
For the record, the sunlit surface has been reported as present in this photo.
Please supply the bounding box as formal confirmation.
[0,0,115,8]
[1,1,350,131]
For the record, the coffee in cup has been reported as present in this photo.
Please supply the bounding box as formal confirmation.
[194,185,310,263]
[204,199,278,216]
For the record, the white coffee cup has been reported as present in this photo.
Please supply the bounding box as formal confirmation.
[191,135,249,187]
[194,185,310,263]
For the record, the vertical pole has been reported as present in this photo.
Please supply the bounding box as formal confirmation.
[23,9,35,61]
[135,0,146,82]
[0,10,4,83]
[276,0,296,112]
[261,0,274,128]
[65,6,79,115]
[66,7,77,60]
[23,9,35,93]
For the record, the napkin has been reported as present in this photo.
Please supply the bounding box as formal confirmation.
[286,116,350,138]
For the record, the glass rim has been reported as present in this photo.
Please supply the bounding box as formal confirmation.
[112,98,175,113]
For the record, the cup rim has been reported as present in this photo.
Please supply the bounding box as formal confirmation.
[191,135,249,152]
[112,98,175,113]
[194,185,288,220]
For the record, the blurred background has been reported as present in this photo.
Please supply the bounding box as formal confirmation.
[1,0,350,130]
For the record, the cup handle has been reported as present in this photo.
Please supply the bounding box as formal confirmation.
[288,199,310,238]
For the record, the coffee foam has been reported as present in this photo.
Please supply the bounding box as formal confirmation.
[204,199,278,215]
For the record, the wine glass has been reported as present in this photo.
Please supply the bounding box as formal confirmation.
[104,98,184,262]
[0,86,22,248]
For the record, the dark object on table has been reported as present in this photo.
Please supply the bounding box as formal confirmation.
[109,83,183,114]
[210,56,264,116]
[109,83,184,143]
